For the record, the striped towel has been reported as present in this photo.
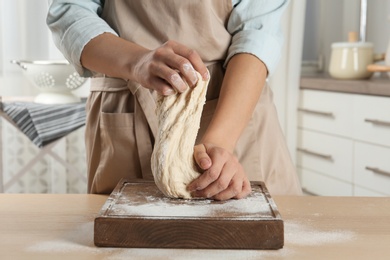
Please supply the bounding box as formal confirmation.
[1,101,86,148]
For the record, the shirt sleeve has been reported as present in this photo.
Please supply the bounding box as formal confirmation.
[47,0,118,77]
[226,0,289,75]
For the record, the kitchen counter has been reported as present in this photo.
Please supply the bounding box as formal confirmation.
[301,74,390,97]
[0,194,389,260]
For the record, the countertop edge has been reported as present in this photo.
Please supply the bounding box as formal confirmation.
[300,74,390,97]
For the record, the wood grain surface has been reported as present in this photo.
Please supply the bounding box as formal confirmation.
[1,194,390,259]
[94,180,284,249]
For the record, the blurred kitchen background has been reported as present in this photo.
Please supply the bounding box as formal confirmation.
[0,0,389,195]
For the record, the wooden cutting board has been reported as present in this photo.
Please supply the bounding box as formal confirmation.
[94,179,283,249]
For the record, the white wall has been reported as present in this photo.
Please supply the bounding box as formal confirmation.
[367,0,390,52]
[269,0,307,161]
[0,0,56,96]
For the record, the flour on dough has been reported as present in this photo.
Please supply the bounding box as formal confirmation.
[151,71,209,199]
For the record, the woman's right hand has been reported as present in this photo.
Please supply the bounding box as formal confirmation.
[81,34,208,96]
[132,40,209,96]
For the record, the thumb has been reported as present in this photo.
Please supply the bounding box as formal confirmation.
[193,144,212,170]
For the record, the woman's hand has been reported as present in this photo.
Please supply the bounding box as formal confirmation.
[133,40,209,96]
[187,143,252,200]
[184,54,266,201]
[81,34,208,95]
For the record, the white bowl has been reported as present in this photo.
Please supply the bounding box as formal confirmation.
[11,60,86,104]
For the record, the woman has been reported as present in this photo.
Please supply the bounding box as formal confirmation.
[47,0,302,199]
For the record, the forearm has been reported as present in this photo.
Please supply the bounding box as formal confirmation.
[201,54,267,152]
[80,32,148,80]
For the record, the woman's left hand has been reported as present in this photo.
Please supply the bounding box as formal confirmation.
[187,143,252,200]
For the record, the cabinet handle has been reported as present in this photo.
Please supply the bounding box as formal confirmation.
[364,118,390,127]
[297,148,333,161]
[365,166,390,178]
[298,108,334,117]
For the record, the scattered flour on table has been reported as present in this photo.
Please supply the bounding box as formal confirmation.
[25,221,291,259]
[25,220,356,259]
[105,248,293,260]
[285,221,355,246]
[25,222,105,254]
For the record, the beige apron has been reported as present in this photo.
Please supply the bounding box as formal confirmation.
[85,0,302,195]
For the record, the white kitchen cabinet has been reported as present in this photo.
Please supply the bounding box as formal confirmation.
[297,129,353,182]
[353,94,390,147]
[298,167,353,196]
[354,142,390,195]
[298,90,353,137]
[298,88,390,196]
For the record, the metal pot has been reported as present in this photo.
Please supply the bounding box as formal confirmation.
[386,42,390,78]
[329,41,377,79]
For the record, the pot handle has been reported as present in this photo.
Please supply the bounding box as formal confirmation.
[10,60,27,70]
[367,64,390,72]
[373,53,386,62]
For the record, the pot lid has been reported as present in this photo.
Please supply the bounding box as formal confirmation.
[331,42,373,49]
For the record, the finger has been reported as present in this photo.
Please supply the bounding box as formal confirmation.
[193,159,237,198]
[188,159,224,194]
[193,144,212,170]
[148,77,176,96]
[164,57,199,87]
[234,178,252,199]
[213,172,252,200]
[155,65,188,93]
[187,144,212,193]
[212,178,243,201]
[168,41,209,81]
[191,148,230,192]
[150,56,188,92]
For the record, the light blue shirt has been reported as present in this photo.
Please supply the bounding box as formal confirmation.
[47,0,288,77]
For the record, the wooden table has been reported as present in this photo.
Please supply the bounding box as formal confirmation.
[0,194,389,260]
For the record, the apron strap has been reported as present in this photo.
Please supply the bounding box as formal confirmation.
[128,82,158,180]
[128,83,158,138]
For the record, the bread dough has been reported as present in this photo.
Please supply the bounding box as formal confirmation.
[151,72,209,199]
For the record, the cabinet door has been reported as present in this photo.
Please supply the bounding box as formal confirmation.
[354,142,390,195]
[353,95,390,147]
[299,168,353,196]
[297,129,353,182]
[298,90,353,137]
